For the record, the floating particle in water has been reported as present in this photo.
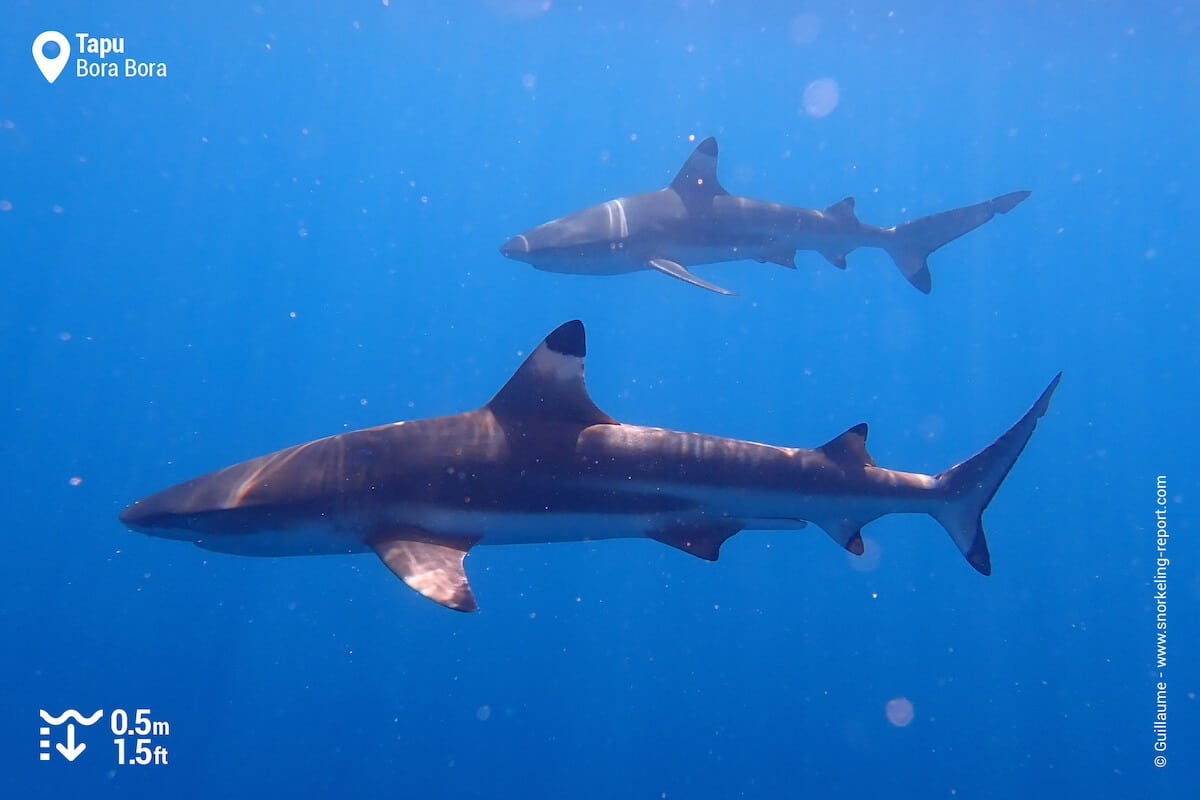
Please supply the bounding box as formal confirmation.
[521,73,537,91]
[69,476,83,487]
[790,12,822,44]
[802,78,840,118]
[476,705,492,721]
[0,200,12,212]
[886,697,915,727]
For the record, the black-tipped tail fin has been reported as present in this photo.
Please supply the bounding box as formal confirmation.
[885,190,1031,293]
[931,373,1061,574]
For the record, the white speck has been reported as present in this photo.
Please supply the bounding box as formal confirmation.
[886,697,915,727]
[476,705,492,721]
[802,78,840,118]
[789,12,822,44]
[69,476,83,487]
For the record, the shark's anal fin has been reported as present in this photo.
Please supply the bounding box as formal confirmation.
[369,530,481,612]
[650,523,742,561]
[648,258,735,296]
[813,518,868,555]
[820,252,848,269]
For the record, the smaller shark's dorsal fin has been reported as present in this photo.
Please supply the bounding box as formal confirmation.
[487,320,617,426]
[669,137,727,199]
[818,423,876,468]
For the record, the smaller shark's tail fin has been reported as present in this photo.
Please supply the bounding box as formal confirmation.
[930,374,1060,574]
[884,190,1031,293]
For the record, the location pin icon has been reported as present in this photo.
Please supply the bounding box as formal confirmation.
[32,31,70,84]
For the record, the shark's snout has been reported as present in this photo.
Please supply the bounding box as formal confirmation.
[499,234,530,260]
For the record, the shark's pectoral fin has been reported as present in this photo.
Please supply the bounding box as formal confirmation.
[647,258,735,296]
[650,523,742,561]
[370,530,481,612]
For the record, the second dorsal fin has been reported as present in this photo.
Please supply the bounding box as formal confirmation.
[818,423,876,468]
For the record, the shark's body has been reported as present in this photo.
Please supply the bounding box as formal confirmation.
[501,138,1030,295]
[121,321,1059,611]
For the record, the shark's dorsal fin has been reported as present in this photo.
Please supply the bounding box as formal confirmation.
[818,423,876,468]
[824,196,859,224]
[487,320,617,426]
[669,137,727,199]
[370,530,480,612]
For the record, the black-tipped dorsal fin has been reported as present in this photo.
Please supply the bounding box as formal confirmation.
[487,320,616,426]
[818,423,876,468]
[669,137,727,198]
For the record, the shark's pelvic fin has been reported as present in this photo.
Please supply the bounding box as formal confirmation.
[650,523,742,561]
[757,251,798,269]
[487,320,617,426]
[668,136,728,200]
[885,190,1032,294]
[370,530,481,612]
[931,372,1061,575]
[648,258,735,296]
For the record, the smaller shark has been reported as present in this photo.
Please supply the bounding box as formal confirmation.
[121,321,1059,612]
[501,137,1030,295]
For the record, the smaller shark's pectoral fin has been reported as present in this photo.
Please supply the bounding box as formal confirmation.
[648,258,735,296]
[650,523,742,561]
[370,530,481,612]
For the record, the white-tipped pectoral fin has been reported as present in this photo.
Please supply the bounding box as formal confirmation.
[647,258,735,296]
[369,529,481,612]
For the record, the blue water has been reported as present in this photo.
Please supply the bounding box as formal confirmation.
[2,2,1195,797]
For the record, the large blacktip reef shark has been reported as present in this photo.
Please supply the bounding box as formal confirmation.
[121,321,1059,612]
[500,137,1030,295]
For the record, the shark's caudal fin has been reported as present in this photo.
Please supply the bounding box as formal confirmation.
[884,190,1031,293]
[931,374,1061,574]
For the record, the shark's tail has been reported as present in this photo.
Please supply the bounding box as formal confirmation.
[884,190,1031,293]
[930,374,1060,574]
